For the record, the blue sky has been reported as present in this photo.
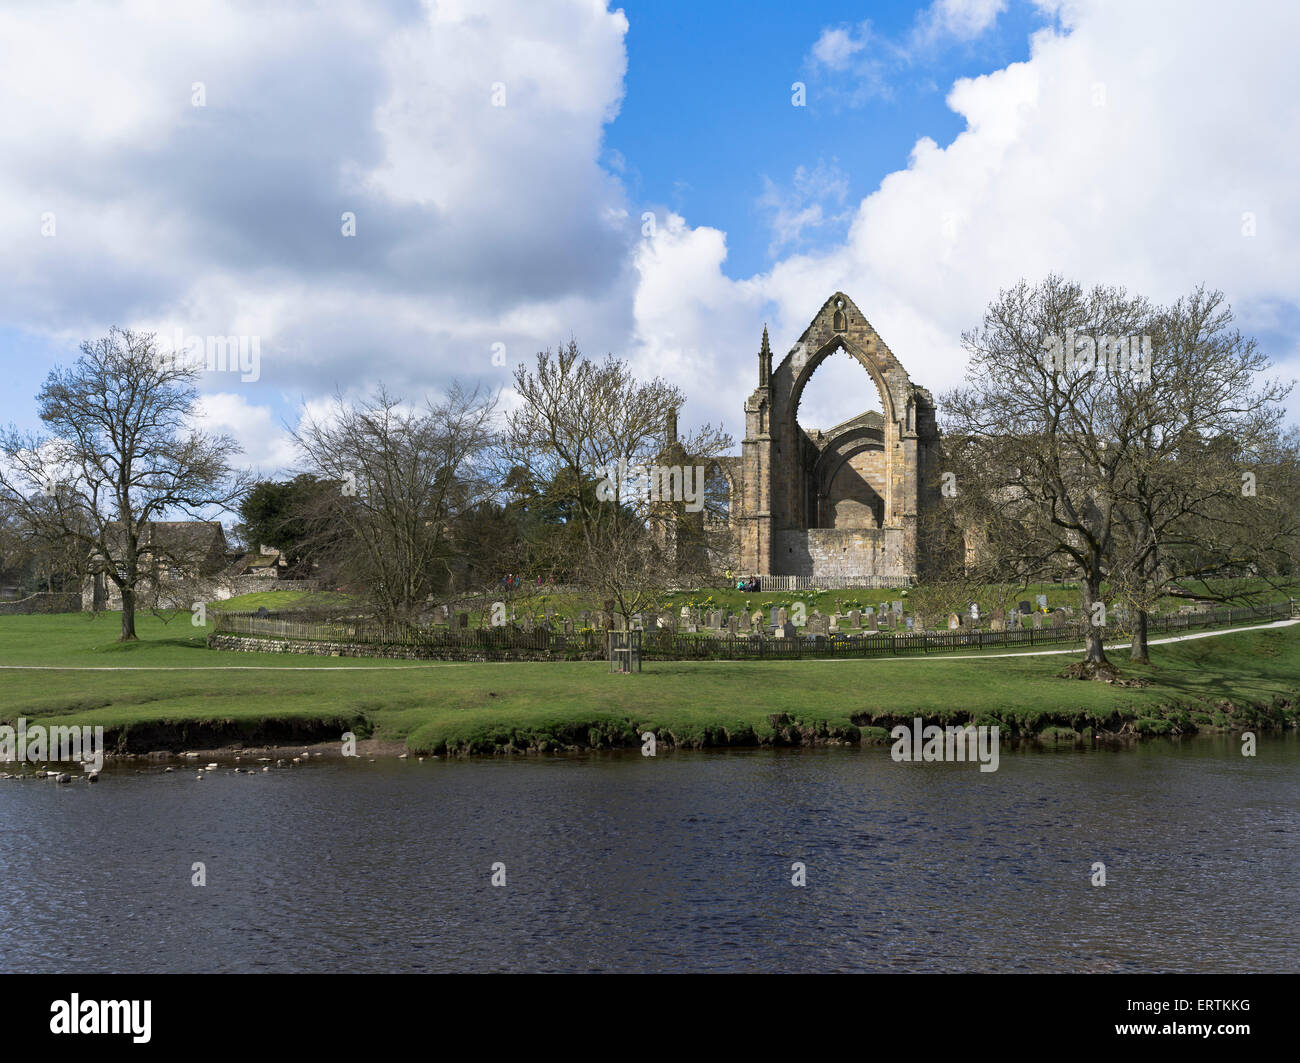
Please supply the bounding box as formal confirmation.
[607,0,1046,277]
[0,0,1297,469]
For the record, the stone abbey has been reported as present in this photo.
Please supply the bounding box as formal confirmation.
[720,292,943,582]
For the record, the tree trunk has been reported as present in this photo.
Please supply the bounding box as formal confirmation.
[1129,608,1149,663]
[1083,577,1109,664]
[119,585,137,641]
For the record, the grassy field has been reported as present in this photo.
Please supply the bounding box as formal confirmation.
[1,611,1297,756]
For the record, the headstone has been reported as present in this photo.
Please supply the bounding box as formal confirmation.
[1018,600,1032,615]
[1036,594,1048,610]
[829,614,839,633]
[780,621,797,639]
[991,606,1005,624]
[776,607,787,627]
[1050,609,1066,627]
[728,616,738,636]
[867,613,878,632]
[680,605,690,619]
[256,605,269,618]
[1032,612,1043,630]
[892,600,904,615]
[521,615,534,632]
[752,610,764,627]
[848,609,861,627]
[969,602,980,622]
[808,615,829,636]
[990,618,1005,632]
[563,619,574,636]
[905,617,914,631]
[457,612,468,629]
[769,606,779,628]
[948,613,961,630]
[737,611,751,632]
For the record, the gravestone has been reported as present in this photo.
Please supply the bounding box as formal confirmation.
[808,614,829,636]
[752,610,764,627]
[990,618,1005,632]
[848,609,861,627]
[680,605,690,620]
[776,607,788,627]
[780,621,797,639]
[737,611,751,632]
[1050,609,1066,627]
[457,612,469,629]
[867,613,879,632]
[1032,612,1043,630]
[728,616,739,636]
[769,606,779,628]
[948,613,961,630]
[829,614,839,633]
[1036,594,1048,610]
[1018,600,1032,615]
[969,602,980,622]
[892,600,904,615]
[563,619,574,636]
[905,617,914,631]
[863,605,875,616]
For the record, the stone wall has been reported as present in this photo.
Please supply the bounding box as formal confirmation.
[773,528,908,578]
[0,592,82,615]
[207,633,604,662]
[84,576,324,611]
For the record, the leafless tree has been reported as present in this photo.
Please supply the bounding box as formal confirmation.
[0,327,248,640]
[942,276,1151,672]
[292,384,498,622]
[504,341,733,621]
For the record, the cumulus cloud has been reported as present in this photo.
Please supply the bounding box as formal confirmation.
[633,0,1300,432]
[0,0,636,460]
[3,0,1298,479]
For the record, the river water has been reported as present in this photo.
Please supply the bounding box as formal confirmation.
[1,736,1296,972]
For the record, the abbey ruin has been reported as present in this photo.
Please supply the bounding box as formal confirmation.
[725,293,943,582]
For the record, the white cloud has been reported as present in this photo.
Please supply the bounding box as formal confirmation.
[3,0,1298,477]
[810,24,870,71]
[632,0,1300,432]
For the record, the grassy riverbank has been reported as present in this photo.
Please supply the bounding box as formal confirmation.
[1,612,1297,756]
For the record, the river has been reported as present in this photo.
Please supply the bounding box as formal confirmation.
[1,735,1296,972]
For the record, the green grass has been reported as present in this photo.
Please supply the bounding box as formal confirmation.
[2,611,1297,756]
[208,590,360,613]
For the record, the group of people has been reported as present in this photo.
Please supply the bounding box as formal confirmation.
[500,573,555,592]
[726,571,761,592]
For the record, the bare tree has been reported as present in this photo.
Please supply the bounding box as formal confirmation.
[0,327,248,640]
[942,276,1151,672]
[292,384,498,621]
[504,342,733,621]
[1109,288,1296,660]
